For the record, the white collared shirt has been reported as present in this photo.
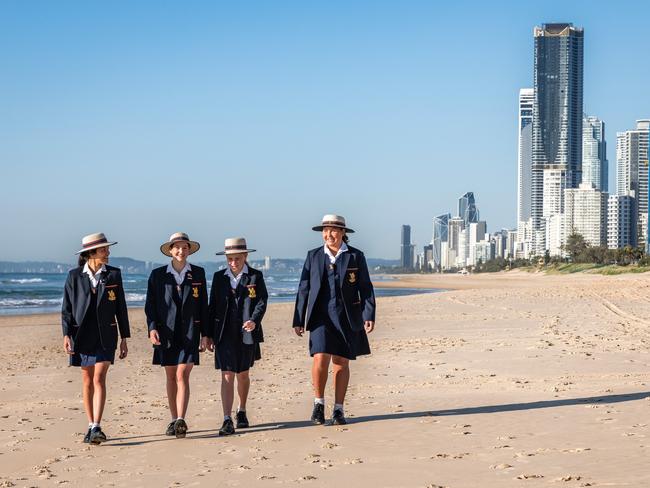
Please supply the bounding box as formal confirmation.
[83,262,106,288]
[225,264,248,289]
[167,262,191,286]
[324,242,348,264]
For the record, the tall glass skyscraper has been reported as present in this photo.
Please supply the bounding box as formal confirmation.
[582,115,607,192]
[531,23,584,232]
[400,224,414,269]
[458,192,479,228]
[517,88,534,225]
[432,213,451,270]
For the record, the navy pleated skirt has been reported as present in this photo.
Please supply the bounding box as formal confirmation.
[70,346,115,367]
[309,316,370,360]
[153,344,199,366]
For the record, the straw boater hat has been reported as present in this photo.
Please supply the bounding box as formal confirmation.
[216,237,256,255]
[312,214,355,233]
[76,233,117,254]
[160,232,200,257]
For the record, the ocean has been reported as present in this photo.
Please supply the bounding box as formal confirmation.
[0,271,436,316]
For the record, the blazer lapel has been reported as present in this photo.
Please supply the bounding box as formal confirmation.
[181,269,192,305]
[338,251,351,288]
[237,271,250,299]
[164,271,177,312]
[315,247,325,285]
[96,269,108,304]
[79,271,92,322]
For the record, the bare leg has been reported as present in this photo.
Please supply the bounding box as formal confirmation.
[92,362,110,424]
[311,353,331,398]
[331,355,350,405]
[221,371,236,417]
[175,363,194,419]
[236,370,250,410]
[81,366,95,423]
[164,366,179,419]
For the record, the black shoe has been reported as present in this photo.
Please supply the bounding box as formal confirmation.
[174,419,188,438]
[219,418,235,436]
[331,409,347,425]
[165,421,176,436]
[83,428,91,443]
[89,426,106,445]
[236,411,249,429]
[311,403,325,425]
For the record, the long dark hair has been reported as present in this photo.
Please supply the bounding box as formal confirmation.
[77,251,91,267]
[342,234,350,244]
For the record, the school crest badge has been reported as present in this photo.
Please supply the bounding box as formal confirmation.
[192,287,199,298]
[348,272,357,284]
[248,287,256,298]
[108,290,116,301]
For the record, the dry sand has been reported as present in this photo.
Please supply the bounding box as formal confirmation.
[1,270,650,487]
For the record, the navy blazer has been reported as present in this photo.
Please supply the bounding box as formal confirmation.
[61,265,131,352]
[293,245,376,332]
[144,264,209,349]
[208,265,268,344]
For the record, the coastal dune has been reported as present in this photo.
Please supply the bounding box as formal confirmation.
[1,271,650,487]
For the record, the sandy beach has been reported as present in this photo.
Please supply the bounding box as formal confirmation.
[1,270,650,487]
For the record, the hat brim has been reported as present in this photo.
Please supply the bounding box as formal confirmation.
[160,241,201,257]
[312,225,355,233]
[75,241,117,254]
[216,248,256,255]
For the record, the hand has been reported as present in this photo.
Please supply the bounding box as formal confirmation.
[364,321,375,333]
[149,329,161,346]
[243,320,256,332]
[200,336,213,352]
[294,327,304,337]
[63,336,73,354]
[119,338,128,359]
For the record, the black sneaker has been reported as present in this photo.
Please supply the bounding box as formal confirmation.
[165,421,176,436]
[219,418,235,436]
[174,419,188,438]
[236,411,249,429]
[89,426,107,445]
[83,428,91,443]
[331,409,347,425]
[311,403,325,425]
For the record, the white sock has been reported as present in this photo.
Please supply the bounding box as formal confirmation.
[91,422,99,429]
[334,403,344,414]
[88,422,93,429]
[314,398,325,405]
[237,408,246,413]
[224,415,232,421]
[177,417,184,421]
[171,417,177,422]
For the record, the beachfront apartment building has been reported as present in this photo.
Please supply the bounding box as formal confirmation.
[608,195,635,249]
[532,24,584,237]
[400,225,414,269]
[582,116,608,192]
[564,183,608,247]
[432,213,451,271]
[616,120,650,247]
[518,88,534,225]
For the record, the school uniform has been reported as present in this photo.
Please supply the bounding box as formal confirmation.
[293,244,376,360]
[208,265,267,373]
[145,263,209,366]
[61,264,131,367]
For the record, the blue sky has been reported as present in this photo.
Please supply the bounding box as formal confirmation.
[2,0,649,262]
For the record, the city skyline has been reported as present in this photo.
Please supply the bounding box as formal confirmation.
[2,2,650,262]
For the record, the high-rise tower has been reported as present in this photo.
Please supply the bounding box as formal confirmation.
[532,23,584,233]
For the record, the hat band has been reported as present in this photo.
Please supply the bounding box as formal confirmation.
[83,237,108,249]
[321,221,345,227]
[225,245,247,250]
[170,236,190,243]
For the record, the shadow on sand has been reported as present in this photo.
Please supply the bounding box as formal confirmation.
[105,391,649,446]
